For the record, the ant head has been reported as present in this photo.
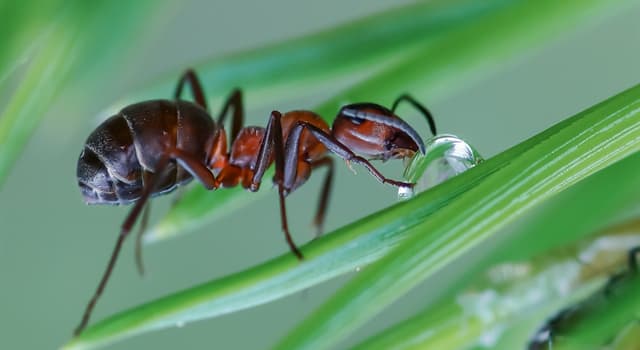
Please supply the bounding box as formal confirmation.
[333,103,425,161]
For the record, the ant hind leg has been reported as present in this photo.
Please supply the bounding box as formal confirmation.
[74,155,173,336]
[215,89,244,143]
[134,202,151,276]
[174,69,208,110]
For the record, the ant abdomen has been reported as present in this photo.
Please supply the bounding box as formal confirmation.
[77,99,216,205]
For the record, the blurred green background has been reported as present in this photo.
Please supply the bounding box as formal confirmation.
[1,1,640,349]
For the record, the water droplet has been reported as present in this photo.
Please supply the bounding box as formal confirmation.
[176,321,185,328]
[400,134,483,199]
[355,266,362,272]
[397,186,414,200]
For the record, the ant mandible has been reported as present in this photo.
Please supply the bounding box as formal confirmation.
[74,69,437,335]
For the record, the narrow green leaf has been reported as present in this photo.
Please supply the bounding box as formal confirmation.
[0,1,163,186]
[63,82,640,350]
[274,82,640,349]
[147,0,628,243]
[352,179,640,349]
[0,13,75,183]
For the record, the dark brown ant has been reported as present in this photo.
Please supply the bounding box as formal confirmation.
[74,69,436,335]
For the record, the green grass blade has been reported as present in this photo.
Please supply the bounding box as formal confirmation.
[0,10,74,183]
[352,183,640,349]
[274,83,640,349]
[0,1,162,186]
[63,82,640,350]
[147,0,627,243]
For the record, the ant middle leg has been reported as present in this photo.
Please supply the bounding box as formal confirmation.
[390,94,437,136]
[251,111,304,259]
[310,157,334,237]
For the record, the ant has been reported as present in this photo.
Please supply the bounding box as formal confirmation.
[74,69,437,335]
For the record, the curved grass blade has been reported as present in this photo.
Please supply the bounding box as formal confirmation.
[274,82,640,349]
[63,80,640,350]
[351,201,640,349]
[0,1,161,187]
[0,11,74,184]
[147,0,628,243]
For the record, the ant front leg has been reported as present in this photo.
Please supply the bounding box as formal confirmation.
[251,111,304,259]
[390,94,437,136]
[286,121,414,190]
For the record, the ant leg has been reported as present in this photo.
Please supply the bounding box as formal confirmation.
[74,150,219,335]
[134,171,154,277]
[134,202,151,276]
[287,121,414,189]
[174,69,208,110]
[169,149,217,190]
[390,94,437,136]
[74,155,172,336]
[251,111,304,259]
[310,157,334,237]
[174,70,244,142]
[216,89,244,143]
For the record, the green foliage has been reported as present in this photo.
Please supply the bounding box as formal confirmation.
[2,1,637,350]
[0,1,163,185]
